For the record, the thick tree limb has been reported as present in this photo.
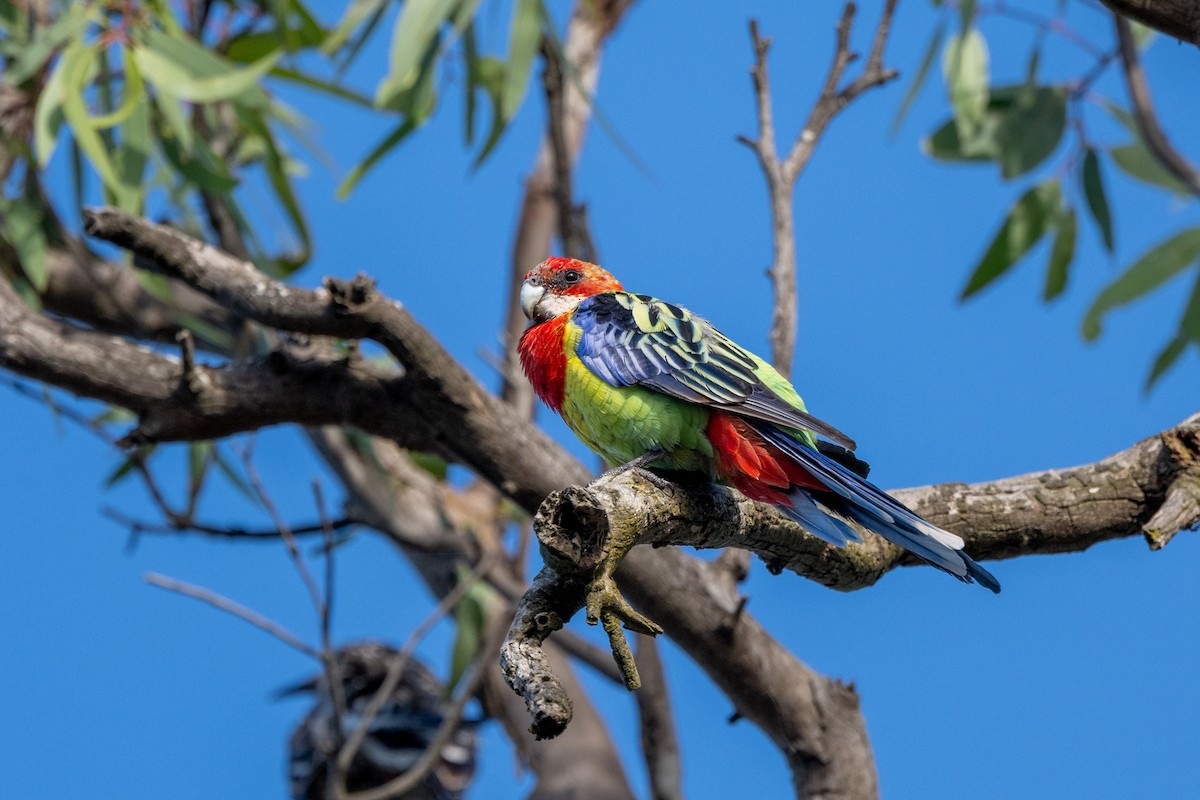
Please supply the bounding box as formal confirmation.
[310,428,636,800]
[81,207,584,512]
[633,635,683,800]
[51,206,1196,796]
[1102,0,1200,45]
[66,207,877,797]
[499,412,1199,776]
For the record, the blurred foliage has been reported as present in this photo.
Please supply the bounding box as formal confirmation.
[901,0,1200,389]
[1,0,1196,396]
[0,0,545,286]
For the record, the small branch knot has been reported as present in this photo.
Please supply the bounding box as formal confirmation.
[325,273,377,313]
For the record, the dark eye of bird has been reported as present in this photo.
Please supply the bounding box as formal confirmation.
[563,270,582,284]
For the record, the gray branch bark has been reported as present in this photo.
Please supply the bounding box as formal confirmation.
[1102,0,1200,45]
[11,207,1198,798]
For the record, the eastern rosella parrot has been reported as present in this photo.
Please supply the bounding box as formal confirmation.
[518,257,1000,592]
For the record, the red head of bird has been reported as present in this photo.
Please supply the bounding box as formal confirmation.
[520,257,624,324]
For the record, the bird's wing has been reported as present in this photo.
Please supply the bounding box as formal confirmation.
[572,292,856,450]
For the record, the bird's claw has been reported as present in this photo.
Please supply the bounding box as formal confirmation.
[584,573,663,637]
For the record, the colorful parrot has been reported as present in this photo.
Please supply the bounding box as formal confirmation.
[518,257,1000,592]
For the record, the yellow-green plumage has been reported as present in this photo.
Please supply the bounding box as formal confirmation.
[560,319,714,470]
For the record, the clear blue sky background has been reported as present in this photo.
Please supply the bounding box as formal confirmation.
[3,1,1198,798]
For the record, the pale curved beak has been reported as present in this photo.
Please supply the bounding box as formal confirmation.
[519,279,544,322]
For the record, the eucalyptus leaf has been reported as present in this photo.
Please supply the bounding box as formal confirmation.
[502,0,542,121]
[891,20,945,136]
[0,196,50,291]
[1083,227,1200,340]
[942,28,989,136]
[1081,149,1114,252]
[322,0,388,55]
[375,0,455,108]
[962,180,1060,299]
[994,86,1065,179]
[1110,140,1191,195]
[1145,334,1187,390]
[1043,207,1076,301]
[132,43,281,105]
[33,50,68,166]
[4,4,87,86]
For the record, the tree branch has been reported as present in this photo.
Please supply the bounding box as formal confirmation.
[739,2,899,375]
[499,412,1199,769]
[80,206,584,511]
[499,0,635,412]
[1114,14,1200,196]
[1102,0,1200,45]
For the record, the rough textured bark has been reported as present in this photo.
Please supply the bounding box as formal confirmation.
[1102,0,1200,44]
[14,208,1198,799]
[69,207,879,797]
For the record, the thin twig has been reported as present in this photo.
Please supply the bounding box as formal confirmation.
[343,618,503,800]
[145,572,320,659]
[313,479,347,771]
[101,506,362,540]
[238,440,327,621]
[739,3,899,375]
[334,552,498,794]
[1115,15,1200,196]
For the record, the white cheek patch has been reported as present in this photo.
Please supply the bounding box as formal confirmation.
[537,293,584,321]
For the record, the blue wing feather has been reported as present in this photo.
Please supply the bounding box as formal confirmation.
[571,293,857,450]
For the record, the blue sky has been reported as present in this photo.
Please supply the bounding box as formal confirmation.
[3,1,1198,798]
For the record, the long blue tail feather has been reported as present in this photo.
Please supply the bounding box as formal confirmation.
[754,423,1001,593]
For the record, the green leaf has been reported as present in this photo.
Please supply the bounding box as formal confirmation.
[1110,140,1192,195]
[994,86,1066,179]
[236,107,311,270]
[942,28,989,135]
[152,84,194,151]
[1130,20,1156,50]
[923,114,999,161]
[60,42,128,202]
[376,30,440,115]
[1145,334,1187,390]
[116,92,150,213]
[157,128,239,193]
[501,0,542,121]
[1,196,50,291]
[227,2,323,62]
[408,451,448,481]
[4,4,88,86]
[269,67,374,108]
[132,41,281,105]
[375,0,455,108]
[88,46,145,130]
[447,563,496,692]
[1043,207,1076,301]
[33,47,68,166]
[1182,273,1200,342]
[188,440,213,494]
[1081,149,1114,252]
[891,20,945,136]
[962,180,1060,299]
[210,446,259,505]
[337,118,418,198]
[322,0,388,55]
[1083,227,1200,340]
[104,453,140,487]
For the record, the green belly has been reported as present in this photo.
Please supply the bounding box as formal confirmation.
[561,355,714,471]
